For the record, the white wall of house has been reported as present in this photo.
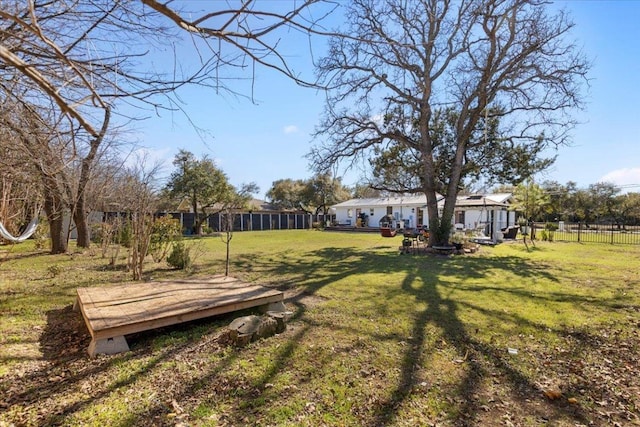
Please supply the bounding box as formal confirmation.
[334,202,428,228]
[333,193,515,232]
[460,208,496,229]
[456,208,516,230]
[335,203,519,233]
[334,205,387,226]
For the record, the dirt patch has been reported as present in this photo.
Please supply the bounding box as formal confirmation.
[40,305,92,361]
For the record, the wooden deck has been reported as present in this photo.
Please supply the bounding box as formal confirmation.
[75,275,284,356]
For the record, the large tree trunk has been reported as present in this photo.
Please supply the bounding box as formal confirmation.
[425,192,441,246]
[74,201,90,248]
[43,181,67,254]
[74,108,110,248]
[191,191,201,235]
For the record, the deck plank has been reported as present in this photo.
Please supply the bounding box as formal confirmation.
[76,275,283,344]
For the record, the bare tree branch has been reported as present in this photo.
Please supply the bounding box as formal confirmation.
[310,0,589,245]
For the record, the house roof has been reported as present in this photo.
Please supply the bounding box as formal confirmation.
[332,194,442,209]
[246,199,279,212]
[484,193,513,204]
[454,195,509,208]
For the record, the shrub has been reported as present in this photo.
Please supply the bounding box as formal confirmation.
[90,223,104,244]
[149,216,182,262]
[118,220,132,248]
[33,219,49,250]
[167,241,191,270]
[47,264,62,278]
[543,222,557,241]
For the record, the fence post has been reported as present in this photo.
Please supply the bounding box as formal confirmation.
[578,222,581,243]
[611,222,614,244]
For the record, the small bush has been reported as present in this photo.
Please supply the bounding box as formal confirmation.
[542,223,557,241]
[118,221,132,248]
[33,219,49,250]
[47,264,62,278]
[90,223,104,244]
[167,241,191,270]
[149,216,182,262]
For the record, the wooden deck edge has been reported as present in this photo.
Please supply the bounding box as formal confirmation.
[91,293,284,341]
[75,292,97,340]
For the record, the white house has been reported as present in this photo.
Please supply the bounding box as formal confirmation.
[331,193,516,239]
[452,193,516,236]
[453,193,515,229]
[331,194,440,229]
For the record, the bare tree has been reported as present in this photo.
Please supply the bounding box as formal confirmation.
[140,0,338,91]
[1,0,336,251]
[309,0,589,245]
[1,0,151,251]
[0,101,76,253]
[113,156,161,281]
[218,183,259,276]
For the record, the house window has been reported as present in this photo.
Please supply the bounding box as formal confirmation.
[455,211,465,224]
[386,206,393,215]
[347,209,353,218]
[370,208,374,216]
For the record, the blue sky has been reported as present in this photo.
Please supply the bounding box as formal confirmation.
[130,1,640,198]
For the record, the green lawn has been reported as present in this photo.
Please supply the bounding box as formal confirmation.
[1,231,639,426]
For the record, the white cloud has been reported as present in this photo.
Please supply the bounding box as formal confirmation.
[599,167,640,192]
[283,125,299,134]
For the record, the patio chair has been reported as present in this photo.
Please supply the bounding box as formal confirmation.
[501,226,518,240]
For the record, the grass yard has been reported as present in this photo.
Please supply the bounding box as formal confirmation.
[1,231,639,426]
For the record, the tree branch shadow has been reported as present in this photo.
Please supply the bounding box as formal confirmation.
[3,243,623,425]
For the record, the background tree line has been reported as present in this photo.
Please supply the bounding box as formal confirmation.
[504,180,640,227]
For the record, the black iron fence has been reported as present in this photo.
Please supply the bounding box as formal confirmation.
[532,222,640,245]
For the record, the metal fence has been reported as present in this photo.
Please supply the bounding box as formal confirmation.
[162,212,333,233]
[533,222,640,245]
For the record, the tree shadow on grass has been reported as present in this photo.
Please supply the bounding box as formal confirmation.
[9,283,320,425]
[2,244,621,426]
[229,247,600,425]
[189,246,598,424]
[369,266,592,426]
[3,305,243,426]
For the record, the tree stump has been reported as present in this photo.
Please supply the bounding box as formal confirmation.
[223,310,291,347]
